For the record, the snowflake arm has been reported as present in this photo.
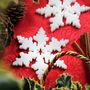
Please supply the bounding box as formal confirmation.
[31,57,48,80]
[59,38,69,47]
[69,2,90,16]
[46,37,69,52]
[42,51,55,63]
[13,52,35,67]
[63,0,76,8]
[36,5,53,18]
[17,36,38,52]
[50,12,64,32]
[33,27,49,45]
[80,5,90,13]
[54,59,67,69]
[48,0,62,6]
[64,11,81,28]
[36,0,63,17]
[17,36,34,50]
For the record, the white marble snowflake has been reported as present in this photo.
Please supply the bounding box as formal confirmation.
[36,0,90,32]
[13,27,69,80]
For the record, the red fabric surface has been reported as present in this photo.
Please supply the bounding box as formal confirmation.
[3,0,90,90]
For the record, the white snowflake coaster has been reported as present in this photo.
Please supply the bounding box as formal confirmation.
[36,0,90,32]
[13,27,69,80]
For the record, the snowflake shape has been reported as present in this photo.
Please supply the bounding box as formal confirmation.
[36,0,90,32]
[13,27,69,80]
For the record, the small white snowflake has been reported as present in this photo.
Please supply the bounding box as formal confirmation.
[36,0,90,32]
[13,27,69,80]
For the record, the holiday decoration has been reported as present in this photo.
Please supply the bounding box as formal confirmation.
[0,12,13,50]
[0,69,90,90]
[51,74,82,90]
[1,0,90,89]
[12,27,69,80]
[36,0,90,32]
[0,0,25,58]
[6,0,25,25]
[0,0,25,26]
[43,51,89,84]
[0,68,44,90]
[42,33,90,84]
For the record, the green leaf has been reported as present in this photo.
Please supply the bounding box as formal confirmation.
[56,74,71,88]
[51,74,82,90]
[71,82,82,90]
[23,78,30,90]
[23,78,44,90]
[85,84,90,90]
[35,84,44,90]
[28,79,35,90]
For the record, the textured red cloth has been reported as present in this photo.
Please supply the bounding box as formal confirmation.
[3,0,90,90]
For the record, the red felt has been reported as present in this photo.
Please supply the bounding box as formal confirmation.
[3,0,90,90]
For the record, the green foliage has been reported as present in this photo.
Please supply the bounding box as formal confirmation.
[0,22,6,51]
[23,78,44,90]
[56,74,71,88]
[0,0,25,51]
[0,69,89,90]
[51,74,82,90]
[0,40,4,51]
[0,76,20,90]
[6,0,25,25]
[71,82,82,90]
[0,68,44,90]
[0,19,13,50]
[85,84,90,90]
[0,69,20,90]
